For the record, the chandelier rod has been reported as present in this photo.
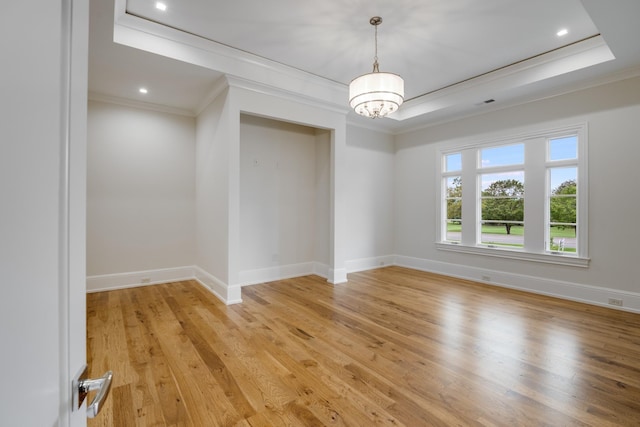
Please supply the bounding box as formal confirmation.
[371,16,381,72]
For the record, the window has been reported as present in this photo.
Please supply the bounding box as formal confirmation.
[479,144,525,248]
[443,153,462,242]
[437,124,588,267]
[547,136,578,253]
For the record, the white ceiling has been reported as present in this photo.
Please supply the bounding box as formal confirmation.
[88,0,223,113]
[88,0,640,130]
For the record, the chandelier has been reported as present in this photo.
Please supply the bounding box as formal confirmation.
[349,17,404,119]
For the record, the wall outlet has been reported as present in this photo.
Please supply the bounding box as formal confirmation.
[608,298,623,307]
[141,277,151,284]
[481,275,491,282]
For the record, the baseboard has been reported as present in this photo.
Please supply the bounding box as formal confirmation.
[86,256,635,313]
[312,262,330,280]
[86,266,195,293]
[237,258,390,285]
[86,265,242,305]
[193,266,242,305]
[239,262,329,286]
[237,256,395,286]
[327,267,348,284]
[345,255,395,273]
[85,261,329,304]
[394,255,640,313]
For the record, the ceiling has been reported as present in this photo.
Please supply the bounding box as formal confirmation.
[88,0,640,131]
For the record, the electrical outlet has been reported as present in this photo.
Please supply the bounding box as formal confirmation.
[141,277,151,284]
[481,275,491,282]
[608,298,623,307]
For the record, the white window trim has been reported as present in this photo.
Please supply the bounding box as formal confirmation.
[436,122,590,267]
[435,241,590,267]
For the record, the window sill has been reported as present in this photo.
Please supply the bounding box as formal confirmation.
[435,242,590,267]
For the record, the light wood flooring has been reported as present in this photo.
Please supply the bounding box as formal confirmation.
[87,266,640,426]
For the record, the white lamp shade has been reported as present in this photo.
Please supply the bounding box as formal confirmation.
[349,72,404,118]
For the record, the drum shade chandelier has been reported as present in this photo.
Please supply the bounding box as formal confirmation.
[349,16,404,118]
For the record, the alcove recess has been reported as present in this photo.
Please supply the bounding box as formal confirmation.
[239,114,330,283]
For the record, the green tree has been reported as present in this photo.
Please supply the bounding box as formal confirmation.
[446,177,462,222]
[550,179,576,230]
[481,179,524,235]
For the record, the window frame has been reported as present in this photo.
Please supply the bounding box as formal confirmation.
[436,123,589,267]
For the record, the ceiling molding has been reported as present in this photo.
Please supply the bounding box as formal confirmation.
[88,91,195,116]
[392,36,614,122]
[113,2,348,110]
[394,66,640,136]
[112,9,614,127]
[193,73,352,120]
[194,76,230,116]
[106,0,638,132]
[225,75,351,115]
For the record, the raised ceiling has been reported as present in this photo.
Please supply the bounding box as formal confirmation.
[126,0,599,100]
[88,0,640,130]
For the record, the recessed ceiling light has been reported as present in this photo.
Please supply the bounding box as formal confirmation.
[155,2,167,11]
[139,88,148,94]
[557,28,569,37]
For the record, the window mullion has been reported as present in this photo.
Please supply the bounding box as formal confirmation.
[461,149,477,246]
[524,138,546,253]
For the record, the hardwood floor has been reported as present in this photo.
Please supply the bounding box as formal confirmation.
[87,267,640,426]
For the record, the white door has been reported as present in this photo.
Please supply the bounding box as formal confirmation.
[0,1,92,426]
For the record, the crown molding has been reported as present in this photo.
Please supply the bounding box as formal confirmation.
[394,65,640,136]
[392,35,615,122]
[111,0,635,132]
[88,91,195,116]
[193,76,231,116]
[225,75,351,116]
[113,1,347,111]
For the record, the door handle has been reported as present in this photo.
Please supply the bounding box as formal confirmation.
[72,365,114,418]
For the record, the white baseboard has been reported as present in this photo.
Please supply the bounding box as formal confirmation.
[86,266,195,293]
[86,256,637,314]
[85,262,330,304]
[394,255,640,313]
[327,267,348,284]
[312,262,330,280]
[86,265,242,305]
[193,266,241,305]
[239,262,329,286]
[237,256,392,286]
[345,255,395,273]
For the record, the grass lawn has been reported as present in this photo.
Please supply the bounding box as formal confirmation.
[447,223,575,238]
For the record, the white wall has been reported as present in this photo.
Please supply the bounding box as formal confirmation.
[239,115,330,281]
[395,75,640,310]
[344,125,396,270]
[194,87,241,301]
[87,100,196,277]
